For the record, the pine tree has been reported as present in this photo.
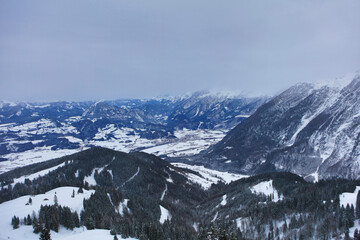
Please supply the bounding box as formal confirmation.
[39,228,51,240]
[218,228,228,240]
[282,221,288,234]
[356,191,360,219]
[354,229,360,240]
[54,194,58,206]
[139,233,147,240]
[113,235,118,240]
[78,187,84,194]
[345,226,350,240]
[27,214,32,225]
[32,215,42,234]
[11,216,20,229]
[71,190,75,198]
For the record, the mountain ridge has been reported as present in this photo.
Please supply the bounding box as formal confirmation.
[195,74,360,181]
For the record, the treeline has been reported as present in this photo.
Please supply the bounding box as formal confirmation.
[201,176,360,240]
[4,148,360,239]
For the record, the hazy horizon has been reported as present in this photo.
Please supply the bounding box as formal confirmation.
[1,0,359,102]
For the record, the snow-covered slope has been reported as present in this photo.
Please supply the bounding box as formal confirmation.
[171,162,247,189]
[339,186,360,208]
[250,180,283,202]
[0,187,134,240]
[202,73,360,180]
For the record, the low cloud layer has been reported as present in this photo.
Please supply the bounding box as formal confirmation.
[1,0,359,101]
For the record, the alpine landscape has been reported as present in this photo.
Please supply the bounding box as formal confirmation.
[1,1,360,240]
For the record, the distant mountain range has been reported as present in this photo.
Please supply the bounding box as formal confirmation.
[2,76,360,239]
[0,91,267,171]
[2,73,360,182]
[196,73,360,181]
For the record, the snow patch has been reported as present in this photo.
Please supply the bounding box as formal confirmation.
[339,186,360,208]
[11,162,66,187]
[0,187,97,240]
[250,180,283,202]
[211,211,218,222]
[118,199,130,216]
[171,162,247,190]
[220,194,227,206]
[159,205,171,224]
[160,184,168,201]
[193,222,199,232]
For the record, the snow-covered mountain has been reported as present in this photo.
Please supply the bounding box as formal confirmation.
[199,73,360,181]
[1,147,360,239]
[0,91,266,173]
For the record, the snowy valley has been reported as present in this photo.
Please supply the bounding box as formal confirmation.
[1,77,360,240]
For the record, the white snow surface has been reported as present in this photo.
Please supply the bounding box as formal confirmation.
[220,194,227,206]
[160,184,168,201]
[121,167,140,187]
[250,180,283,202]
[143,129,226,157]
[0,187,109,240]
[52,228,136,240]
[0,147,81,174]
[216,194,228,208]
[83,167,103,186]
[159,205,171,224]
[2,118,79,136]
[171,162,247,190]
[118,199,130,216]
[11,162,66,187]
[339,186,360,208]
[286,87,340,147]
[211,211,218,222]
[0,128,227,174]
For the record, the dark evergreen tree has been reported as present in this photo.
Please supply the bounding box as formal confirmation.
[357,191,360,219]
[354,228,360,240]
[27,214,32,225]
[11,215,20,229]
[72,212,80,228]
[39,228,51,240]
[345,226,350,240]
[53,194,58,206]
[78,187,83,194]
[32,216,42,234]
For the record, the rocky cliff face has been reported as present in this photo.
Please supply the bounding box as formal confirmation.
[200,74,360,181]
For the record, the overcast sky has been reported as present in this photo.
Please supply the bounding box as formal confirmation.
[0,0,359,102]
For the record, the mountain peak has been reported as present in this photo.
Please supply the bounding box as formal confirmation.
[198,73,360,181]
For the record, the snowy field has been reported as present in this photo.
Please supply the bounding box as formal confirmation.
[339,186,360,237]
[250,180,283,202]
[10,162,66,187]
[171,162,247,190]
[0,128,227,174]
[339,186,360,208]
[0,147,81,174]
[0,186,136,240]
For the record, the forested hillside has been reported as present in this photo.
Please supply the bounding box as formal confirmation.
[1,147,360,239]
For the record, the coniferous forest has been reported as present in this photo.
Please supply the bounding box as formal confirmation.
[1,147,360,240]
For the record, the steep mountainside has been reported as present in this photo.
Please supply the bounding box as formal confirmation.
[199,74,360,181]
[166,91,266,130]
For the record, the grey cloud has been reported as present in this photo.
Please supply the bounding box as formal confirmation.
[0,0,359,101]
